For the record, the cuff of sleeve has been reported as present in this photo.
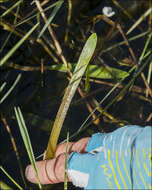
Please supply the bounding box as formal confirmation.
[67,152,95,188]
[86,132,106,152]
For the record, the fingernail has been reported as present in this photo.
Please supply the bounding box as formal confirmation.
[25,166,35,181]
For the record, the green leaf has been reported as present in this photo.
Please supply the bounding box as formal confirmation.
[50,63,129,79]
[45,33,97,159]
[14,107,42,189]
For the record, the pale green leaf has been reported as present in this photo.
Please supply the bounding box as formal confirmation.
[45,33,97,159]
[14,107,42,189]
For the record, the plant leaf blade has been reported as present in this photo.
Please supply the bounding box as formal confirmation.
[14,107,42,189]
[45,33,97,159]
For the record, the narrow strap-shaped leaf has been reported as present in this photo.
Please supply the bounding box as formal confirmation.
[14,107,42,189]
[45,33,97,159]
[0,74,21,104]
[0,166,23,190]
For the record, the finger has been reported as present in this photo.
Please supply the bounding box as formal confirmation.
[71,137,90,153]
[25,153,70,185]
[54,142,74,157]
[25,159,56,184]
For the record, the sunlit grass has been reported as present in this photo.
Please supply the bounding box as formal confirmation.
[0,166,23,190]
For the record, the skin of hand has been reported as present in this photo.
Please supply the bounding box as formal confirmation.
[25,137,90,184]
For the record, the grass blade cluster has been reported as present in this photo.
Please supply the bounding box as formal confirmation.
[14,107,42,189]
[38,0,63,39]
[127,7,152,35]
[0,22,39,67]
[0,0,22,18]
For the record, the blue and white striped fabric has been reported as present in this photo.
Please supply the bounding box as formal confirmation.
[67,125,152,189]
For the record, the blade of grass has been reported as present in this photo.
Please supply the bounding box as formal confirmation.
[14,107,42,189]
[127,7,152,35]
[0,82,6,92]
[15,1,61,27]
[0,22,39,67]
[0,0,22,18]
[62,55,151,142]
[78,53,151,137]
[103,54,152,113]
[143,49,152,59]
[146,61,152,97]
[38,0,63,39]
[0,166,23,190]
[45,33,97,159]
[0,74,21,104]
[64,132,69,190]
[102,30,151,53]
[62,66,136,143]
[0,181,12,190]
[138,32,152,65]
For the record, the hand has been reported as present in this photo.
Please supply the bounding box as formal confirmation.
[25,137,90,184]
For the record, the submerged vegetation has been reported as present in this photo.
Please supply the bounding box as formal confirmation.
[0,0,152,189]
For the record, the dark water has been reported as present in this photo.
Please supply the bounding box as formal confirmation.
[0,0,151,189]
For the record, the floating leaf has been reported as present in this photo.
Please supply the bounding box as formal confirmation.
[50,63,129,79]
[7,62,129,79]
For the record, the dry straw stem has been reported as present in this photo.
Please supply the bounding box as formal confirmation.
[101,15,152,98]
[127,7,152,35]
[0,18,58,63]
[2,117,27,188]
[64,0,72,42]
[35,0,70,71]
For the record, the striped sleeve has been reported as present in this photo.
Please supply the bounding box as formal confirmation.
[68,125,152,189]
[98,125,152,190]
